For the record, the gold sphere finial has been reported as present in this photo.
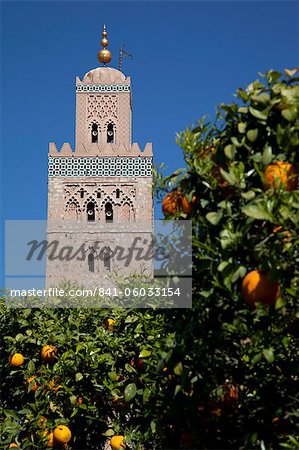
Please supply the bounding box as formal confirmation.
[98,24,112,65]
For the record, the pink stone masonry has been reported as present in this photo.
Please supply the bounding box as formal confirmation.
[46,64,153,288]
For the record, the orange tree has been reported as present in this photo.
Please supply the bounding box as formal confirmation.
[1,69,299,450]
[1,306,168,449]
[153,68,299,449]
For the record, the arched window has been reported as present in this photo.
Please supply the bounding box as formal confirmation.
[67,203,78,221]
[91,123,98,143]
[123,203,130,222]
[105,202,113,222]
[104,254,111,271]
[87,202,95,221]
[88,253,95,272]
[101,247,111,271]
[107,123,115,144]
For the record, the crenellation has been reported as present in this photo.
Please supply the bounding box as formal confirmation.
[48,143,152,157]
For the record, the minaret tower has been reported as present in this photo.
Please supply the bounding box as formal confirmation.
[46,26,153,287]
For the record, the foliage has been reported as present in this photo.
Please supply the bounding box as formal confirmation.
[0,304,167,449]
[153,69,299,449]
[1,69,299,449]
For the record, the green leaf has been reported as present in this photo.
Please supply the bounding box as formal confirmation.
[206,212,222,225]
[231,266,247,283]
[267,70,281,83]
[261,146,272,165]
[282,336,290,349]
[249,106,268,120]
[252,93,270,104]
[219,168,238,185]
[231,137,242,148]
[263,348,275,363]
[238,106,248,114]
[70,395,77,405]
[241,190,256,200]
[238,122,246,133]
[281,106,297,122]
[217,261,229,272]
[174,362,183,376]
[102,429,115,437]
[143,387,151,404]
[124,383,137,402]
[150,420,156,433]
[275,296,286,310]
[125,363,135,373]
[174,384,182,396]
[224,144,236,160]
[219,229,236,250]
[4,409,20,420]
[242,202,271,220]
[251,353,262,365]
[246,129,259,143]
[75,373,83,382]
[27,360,35,373]
[108,371,118,381]
[15,333,24,342]
[139,349,152,358]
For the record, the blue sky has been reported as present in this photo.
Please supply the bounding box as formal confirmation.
[1,0,298,222]
[1,1,298,285]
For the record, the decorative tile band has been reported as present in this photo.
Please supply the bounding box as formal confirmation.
[48,157,152,177]
[76,84,130,93]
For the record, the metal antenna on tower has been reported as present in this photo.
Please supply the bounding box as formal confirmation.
[118,44,133,71]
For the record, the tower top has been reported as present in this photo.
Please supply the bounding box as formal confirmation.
[97,24,112,66]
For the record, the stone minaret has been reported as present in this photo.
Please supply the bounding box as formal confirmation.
[46,26,153,287]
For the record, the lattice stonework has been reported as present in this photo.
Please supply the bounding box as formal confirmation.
[87,95,118,120]
[76,85,130,93]
[48,157,152,177]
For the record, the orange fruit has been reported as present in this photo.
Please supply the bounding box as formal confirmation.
[9,444,19,448]
[211,406,222,417]
[209,400,222,417]
[272,416,280,424]
[130,356,146,371]
[263,162,298,191]
[38,416,48,428]
[162,191,192,215]
[197,145,215,160]
[9,353,24,367]
[242,270,280,305]
[211,165,236,197]
[26,375,38,393]
[273,226,292,242]
[42,431,54,448]
[223,381,239,405]
[110,435,126,450]
[112,395,125,408]
[180,431,195,448]
[162,366,173,380]
[105,318,116,331]
[49,378,62,391]
[76,396,84,405]
[41,345,57,363]
[212,165,230,189]
[53,425,71,444]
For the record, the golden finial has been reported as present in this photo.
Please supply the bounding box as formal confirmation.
[98,25,112,65]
